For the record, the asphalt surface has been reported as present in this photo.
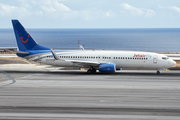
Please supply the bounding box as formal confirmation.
[0,59,180,120]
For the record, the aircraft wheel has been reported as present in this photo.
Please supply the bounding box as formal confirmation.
[87,69,92,74]
[92,68,96,73]
[87,68,96,74]
[156,71,160,75]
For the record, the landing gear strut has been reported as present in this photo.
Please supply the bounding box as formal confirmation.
[156,71,160,75]
[87,67,96,74]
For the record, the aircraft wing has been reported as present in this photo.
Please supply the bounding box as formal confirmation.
[50,48,99,67]
[65,60,99,67]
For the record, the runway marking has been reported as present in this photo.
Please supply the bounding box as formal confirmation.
[0,68,16,87]
[16,74,33,80]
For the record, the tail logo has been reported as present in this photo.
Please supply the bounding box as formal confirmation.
[20,35,30,43]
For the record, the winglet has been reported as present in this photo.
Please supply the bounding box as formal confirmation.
[79,45,85,51]
[50,48,61,60]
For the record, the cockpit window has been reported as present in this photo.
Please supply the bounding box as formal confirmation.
[162,57,169,60]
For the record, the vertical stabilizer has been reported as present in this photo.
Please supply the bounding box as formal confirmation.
[12,20,49,51]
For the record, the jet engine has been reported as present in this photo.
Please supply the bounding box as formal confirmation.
[99,64,116,72]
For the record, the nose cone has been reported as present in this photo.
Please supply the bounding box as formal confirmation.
[171,60,176,66]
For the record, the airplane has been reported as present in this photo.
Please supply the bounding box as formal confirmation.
[78,40,85,51]
[12,20,176,74]
[79,45,85,51]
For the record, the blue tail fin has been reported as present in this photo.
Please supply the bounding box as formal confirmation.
[12,20,49,51]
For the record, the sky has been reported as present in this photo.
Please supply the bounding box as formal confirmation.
[0,0,180,28]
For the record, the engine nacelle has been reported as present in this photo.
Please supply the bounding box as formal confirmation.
[99,64,116,72]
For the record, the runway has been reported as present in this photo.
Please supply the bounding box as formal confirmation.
[0,60,180,119]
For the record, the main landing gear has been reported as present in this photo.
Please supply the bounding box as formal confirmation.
[156,71,160,75]
[87,67,96,74]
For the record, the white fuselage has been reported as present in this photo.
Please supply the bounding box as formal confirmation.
[25,50,176,71]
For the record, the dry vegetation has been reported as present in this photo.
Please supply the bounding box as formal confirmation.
[0,51,15,54]
[0,57,25,60]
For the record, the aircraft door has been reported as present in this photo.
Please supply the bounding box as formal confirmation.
[98,56,101,61]
[153,55,158,64]
[102,56,105,61]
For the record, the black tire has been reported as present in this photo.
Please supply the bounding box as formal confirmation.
[157,71,160,75]
[87,69,92,74]
[92,68,96,73]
